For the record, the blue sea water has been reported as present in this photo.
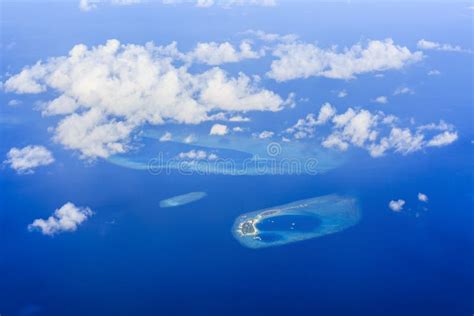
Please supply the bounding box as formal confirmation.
[0,1,473,315]
[1,139,472,315]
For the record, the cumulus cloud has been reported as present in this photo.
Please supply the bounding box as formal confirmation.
[79,0,142,11]
[427,69,441,76]
[209,123,229,135]
[79,0,98,11]
[159,132,173,142]
[256,130,274,139]
[241,30,298,43]
[426,131,458,147]
[7,99,22,106]
[317,102,337,124]
[196,0,214,7]
[337,89,347,98]
[286,104,458,157]
[369,127,424,157]
[183,134,196,143]
[418,192,428,202]
[163,0,276,7]
[393,86,414,95]
[417,120,454,132]
[4,145,54,174]
[417,39,471,53]
[268,39,423,81]
[285,102,336,139]
[229,115,250,122]
[53,108,134,158]
[4,40,286,158]
[373,96,388,104]
[28,202,93,235]
[178,149,218,160]
[186,41,263,65]
[331,108,379,147]
[389,199,405,212]
[225,0,276,6]
[321,134,349,151]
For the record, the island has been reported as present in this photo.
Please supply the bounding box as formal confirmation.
[232,194,361,248]
[159,192,207,208]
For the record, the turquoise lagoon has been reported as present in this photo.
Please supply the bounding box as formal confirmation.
[108,131,344,176]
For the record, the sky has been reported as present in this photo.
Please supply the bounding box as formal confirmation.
[0,1,473,315]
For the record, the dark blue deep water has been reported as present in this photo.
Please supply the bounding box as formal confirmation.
[1,141,472,316]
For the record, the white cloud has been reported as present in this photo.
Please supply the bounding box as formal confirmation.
[53,108,134,158]
[288,113,319,139]
[242,30,298,43]
[196,0,214,7]
[224,0,276,6]
[233,126,244,132]
[183,134,196,143]
[427,69,441,76]
[186,41,263,65]
[321,133,349,151]
[112,0,142,4]
[4,145,54,174]
[163,0,276,8]
[79,0,141,11]
[268,39,423,81]
[389,199,405,212]
[417,120,453,132]
[41,95,79,116]
[4,40,286,158]
[317,102,337,124]
[418,192,428,202]
[282,92,296,108]
[379,127,424,156]
[207,112,252,122]
[393,86,414,95]
[287,104,457,157]
[417,39,471,53]
[373,96,388,104]
[198,68,285,112]
[256,130,274,139]
[337,89,347,98]
[229,115,250,122]
[79,0,98,11]
[178,149,218,160]
[286,102,336,139]
[159,132,173,142]
[209,123,228,135]
[333,109,378,146]
[7,99,22,106]
[28,202,93,236]
[426,131,458,147]
[3,63,47,93]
